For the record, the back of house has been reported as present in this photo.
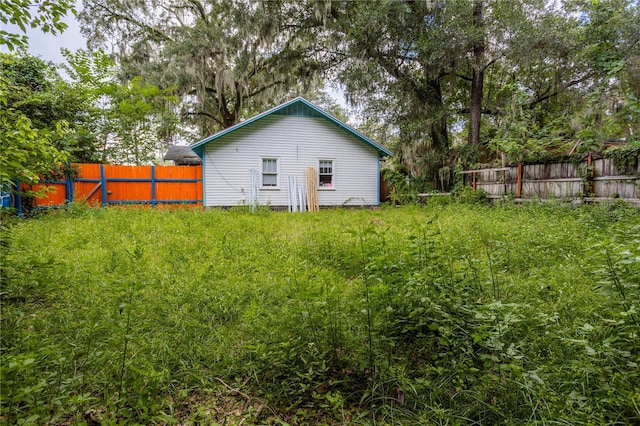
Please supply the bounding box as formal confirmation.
[191,97,392,209]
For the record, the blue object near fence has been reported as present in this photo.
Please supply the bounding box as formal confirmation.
[1,187,12,208]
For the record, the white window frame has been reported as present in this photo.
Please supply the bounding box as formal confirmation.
[318,159,335,190]
[261,157,280,189]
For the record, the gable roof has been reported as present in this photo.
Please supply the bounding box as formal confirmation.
[190,97,393,157]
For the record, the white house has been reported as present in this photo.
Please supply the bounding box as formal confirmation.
[190,97,393,208]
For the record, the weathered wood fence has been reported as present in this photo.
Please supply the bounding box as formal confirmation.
[14,163,203,214]
[462,156,639,205]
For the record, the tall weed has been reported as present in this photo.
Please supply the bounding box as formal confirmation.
[1,204,638,424]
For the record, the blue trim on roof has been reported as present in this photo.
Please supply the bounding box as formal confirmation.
[273,102,324,118]
[190,97,393,157]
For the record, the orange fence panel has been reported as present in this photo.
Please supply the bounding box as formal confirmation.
[75,164,103,206]
[30,183,67,207]
[106,165,154,204]
[14,163,203,214]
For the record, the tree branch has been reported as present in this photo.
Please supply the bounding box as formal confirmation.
[184,110,222,126]
[94,1,174,43]
[160,4,185,27]
[526,72,595,109]
[482,57,499,72]
[188,86,218,96]
[248,80,287,98]
[186,0,208,25]
[459,107,498,115]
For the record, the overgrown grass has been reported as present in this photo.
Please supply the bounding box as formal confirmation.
[1,202,639,424]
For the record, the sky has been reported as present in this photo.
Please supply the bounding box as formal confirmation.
[29,17,86,65]
[0,6,86,66]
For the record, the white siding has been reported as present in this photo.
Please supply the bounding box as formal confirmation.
[203,115,380,207]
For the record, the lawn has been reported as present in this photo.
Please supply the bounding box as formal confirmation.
[1,202,639,425]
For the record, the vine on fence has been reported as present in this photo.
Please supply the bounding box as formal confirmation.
[603,143,640,174]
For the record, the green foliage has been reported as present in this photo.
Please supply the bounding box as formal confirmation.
[603,141,640,174]
[61,49,182,164]
[1,50,184,166]
[0,0,76,51]
[381,168,421,205]
[1,205,639,424]
[0,60,69,187]
[79,0,324,136]
[453,185,490,205]
[0,105,68,187]
[488,91,569,163]
[486,0,640,163]
[0,52,102,165]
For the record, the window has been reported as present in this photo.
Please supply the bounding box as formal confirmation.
[262,158,278,187]
[319,160,334,189]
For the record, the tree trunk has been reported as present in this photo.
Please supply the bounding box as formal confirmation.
[218,93,237,129]
[427,78,450,151]
[430,113,450,151]
[470,0,484,146]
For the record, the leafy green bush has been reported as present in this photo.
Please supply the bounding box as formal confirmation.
[453,184,490,204]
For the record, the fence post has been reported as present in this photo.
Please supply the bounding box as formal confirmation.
[100,164,107,207]
[503,169,507,196]
[65,163,74,204]
[584,154,595,197]
[14,180,23,217]
[151,165,156,209]
[472,171,477,190]
[517,162,523,198]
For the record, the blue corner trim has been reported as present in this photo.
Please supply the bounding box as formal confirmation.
[377,156,381,205]
[201,151,206,207]
[190,97,393,158]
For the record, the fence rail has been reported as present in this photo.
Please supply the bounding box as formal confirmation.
[14,163,203,214]
[463,156,639,205]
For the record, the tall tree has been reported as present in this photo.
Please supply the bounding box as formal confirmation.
[62,49,182,164]
[79,0,324,137]
[78,0,640,180]
[312,0,531,184]
[488,0,640,161]
[323,0,639,168]
[321,0,454,186]
[469,0,485,147]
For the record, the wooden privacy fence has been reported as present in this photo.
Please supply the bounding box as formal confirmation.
[462,155,639,205]
[16,164,202,214]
